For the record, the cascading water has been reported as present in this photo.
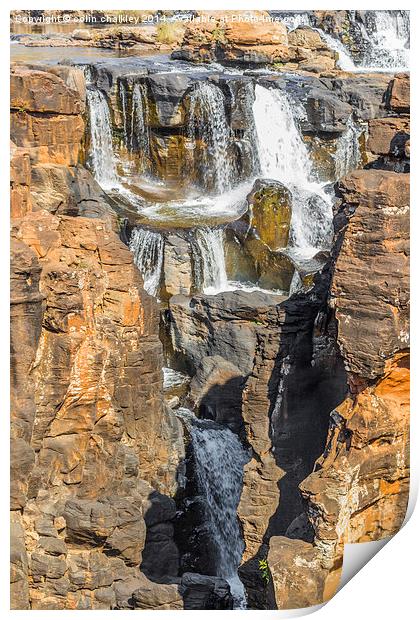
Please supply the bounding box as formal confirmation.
[192,227,229,295]
[252,85,333,257]
[334,117,362,179]
[176,408,249,609]
[129,227,164,297]
[86,86,119,190]
[314,29,357,71]
[131,82,150,170]
[187,82,235,194]
[119,81,129,146]
[356,10,409,71]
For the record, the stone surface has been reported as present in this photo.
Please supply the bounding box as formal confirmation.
[10,66,185,610]
[367,116,410,167]
[387,73,409,112]
[179,572,233,610]
[331,170,409,379]
[245,179,292,250]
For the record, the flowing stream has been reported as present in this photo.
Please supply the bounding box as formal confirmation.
[176,408,249,609]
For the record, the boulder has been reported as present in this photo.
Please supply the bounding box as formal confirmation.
[180,573,233,610]
[367,116,409,158]
[245,179,292,250]
[387,72,409,112]
[132,573,183,609]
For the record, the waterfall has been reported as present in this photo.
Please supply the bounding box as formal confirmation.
[192,227,228,295]
[315,29,356,71]
[357,10,409,71]
[131,82,150,170]
[129,227,164,297]
[289,270,303,296]
[86,86,119,190]
[187,82,234,194]
[334,118,361,179]
[176,408,249,609]
[252,85,333,256]
[119,81,129,146]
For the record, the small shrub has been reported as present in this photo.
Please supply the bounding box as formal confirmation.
[258,559,270,585]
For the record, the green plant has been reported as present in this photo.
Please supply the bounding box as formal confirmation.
[156,21,185,45]
[258,559,270,585]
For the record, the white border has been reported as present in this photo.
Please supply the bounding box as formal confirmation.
[2,1,418,618]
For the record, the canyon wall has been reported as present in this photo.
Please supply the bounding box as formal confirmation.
[10,66,187,610]
[10,46,410,610]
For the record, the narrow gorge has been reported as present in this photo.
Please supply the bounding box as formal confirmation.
[10,9,410,611]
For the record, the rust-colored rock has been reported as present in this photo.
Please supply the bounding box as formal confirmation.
[10,142,32,218]
[10,65,84,166]
[331,169,409,379]
[11,68,83,115]
[367,116,410,157]
[387,72,410,112]
[10,66,184,610]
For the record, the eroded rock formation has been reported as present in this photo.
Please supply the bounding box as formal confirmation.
[10,15,410,610]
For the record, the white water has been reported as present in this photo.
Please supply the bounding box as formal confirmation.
[176,408,249,609]
[193,228,229,295]
[315,29,356,71]
[252,85,333,257]
[131,82,150,170]
[119,81,129,146]
[129,228,164,297]
[334,117,361,179]
[357,10,409,71]
[188,82,234,194]
[86,87,119,189]
[163,367,189,391]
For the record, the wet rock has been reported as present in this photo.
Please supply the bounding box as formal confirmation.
[180,572,233,610]
[304,88,352,133]
[245,179,292,250]
[145,73,194,127]
[168,290,284,375]
[327,74,390,121]
[163,234,193,298]
[140,489,180,580]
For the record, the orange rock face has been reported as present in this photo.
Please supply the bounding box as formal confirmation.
[10,66,184,610]
[10,142,32,218]
[10,67,84,166]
